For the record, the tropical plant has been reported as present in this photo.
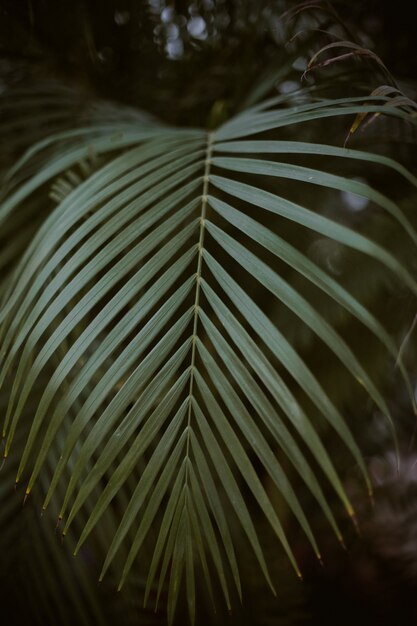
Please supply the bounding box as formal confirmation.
[1,2,416,625]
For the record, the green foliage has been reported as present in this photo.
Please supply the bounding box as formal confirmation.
[1,4,417,625]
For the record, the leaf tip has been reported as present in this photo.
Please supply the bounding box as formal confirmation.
[349,511,361,536]
[339,536,347,550]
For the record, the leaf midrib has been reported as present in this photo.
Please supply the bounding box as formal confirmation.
[185,132,214,472]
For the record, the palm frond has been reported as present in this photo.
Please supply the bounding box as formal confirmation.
[1,82,416,624]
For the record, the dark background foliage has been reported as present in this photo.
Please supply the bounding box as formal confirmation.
[1,2,417,625]
[1,0,416,121]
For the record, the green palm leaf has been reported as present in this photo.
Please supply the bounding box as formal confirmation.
[1,82,416,625]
